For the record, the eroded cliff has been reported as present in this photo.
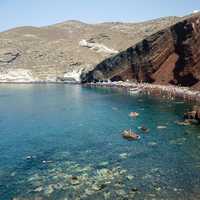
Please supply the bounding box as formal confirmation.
[82,13,200,90]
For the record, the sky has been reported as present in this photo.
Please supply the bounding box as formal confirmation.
[0,0,200,31]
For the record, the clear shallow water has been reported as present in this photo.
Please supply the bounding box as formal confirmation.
[0,84,200,200]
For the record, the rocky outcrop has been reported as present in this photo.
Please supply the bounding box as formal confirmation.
[0,49,20,64]
[79,39,119,54]
[82,13,200,90]
[184,106,200,123]
[0,69,35,82]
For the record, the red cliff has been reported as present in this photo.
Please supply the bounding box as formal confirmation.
[82,13,200,90]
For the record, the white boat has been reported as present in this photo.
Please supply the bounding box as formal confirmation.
[129,87,142,94]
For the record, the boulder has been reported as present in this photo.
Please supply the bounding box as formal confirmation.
[184,106,200,123]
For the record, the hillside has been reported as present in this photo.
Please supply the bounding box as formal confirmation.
[0,16,181,82]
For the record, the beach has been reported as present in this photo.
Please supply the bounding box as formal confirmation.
[85,82,200,103]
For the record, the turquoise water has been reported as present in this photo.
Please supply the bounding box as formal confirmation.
[0,84,200,200]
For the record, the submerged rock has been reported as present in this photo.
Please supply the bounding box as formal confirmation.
[44,185,54,196]
[170,137,186,145]
[70,176,80,185]
[157,125,167,129]
[139,125,150,133]
[131,187,139,192]
[97,168,112,179]
[127,175,134,180]
[91,183,106,191]
[119,153,128,159]
[85,188,94,195]
[175,120,191,126]
[112,107,119,111]
[116,189,126,196]
[104,192,111,199]
[99,161,109,167]
[17,158,135,199]
[155,187,161,192]
[148,142,158,147]
[34,186,43,192]
[25,155,36,160]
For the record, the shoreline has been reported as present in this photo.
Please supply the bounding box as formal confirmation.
[84,82,200,104]
[0,81,81,84]
[1,81,200,104]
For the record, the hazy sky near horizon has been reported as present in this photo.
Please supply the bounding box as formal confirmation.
[0,0,200,31]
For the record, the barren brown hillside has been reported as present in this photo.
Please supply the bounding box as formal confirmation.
[0,17,181,82]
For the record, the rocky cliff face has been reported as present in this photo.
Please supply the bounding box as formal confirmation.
[0,17,180,82]
[82,13,200,90]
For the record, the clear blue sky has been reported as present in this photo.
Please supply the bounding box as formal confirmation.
[0,0,200,31]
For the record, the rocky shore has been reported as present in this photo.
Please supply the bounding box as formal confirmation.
[85,81,200,103]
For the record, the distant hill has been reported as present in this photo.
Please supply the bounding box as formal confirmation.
[0,16,181,82]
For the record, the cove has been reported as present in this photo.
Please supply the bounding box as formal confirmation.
[0,84,200,200]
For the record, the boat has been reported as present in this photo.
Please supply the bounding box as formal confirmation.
[122,129,140,141]
[129,87,142,94]
[129,112,139,118]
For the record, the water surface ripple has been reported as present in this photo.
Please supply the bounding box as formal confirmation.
[0,84,200,200]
